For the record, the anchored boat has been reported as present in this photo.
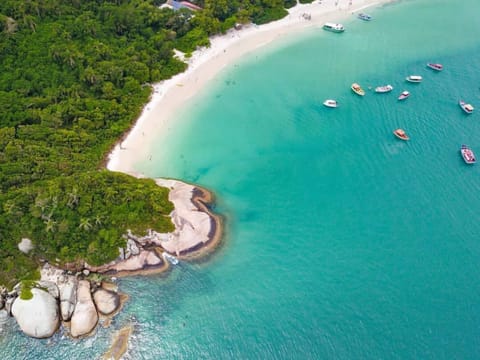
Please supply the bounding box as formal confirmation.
[459,100,474,114]
[398,91,410,100]
[393,129,409,141]
[323,22,345,33]
[460,145,476,164]
[406,75,422,83]
[351,83,365,96]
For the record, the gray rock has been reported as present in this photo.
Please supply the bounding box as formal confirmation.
[59,276,77,321]
[127,239,140,256]
[70,280,98,338]
[5,297,14,316]
[93,289,120,315]
[36,281,59,299]
[11,288,60,338]
[18,238,34,254]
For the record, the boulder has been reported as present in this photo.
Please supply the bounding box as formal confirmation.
[18,238,34,254]
[36,281,59,299]
[11,288,59,338]
[93,289,120,315]
[59,276,77,321]
[70,280,98,338]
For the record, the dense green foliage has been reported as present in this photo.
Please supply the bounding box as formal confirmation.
[0,0,295,287]
[19,280,36,300]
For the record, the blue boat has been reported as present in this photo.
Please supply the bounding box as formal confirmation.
[357,13,372,21]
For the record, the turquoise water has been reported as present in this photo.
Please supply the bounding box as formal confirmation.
[3,0,480,358]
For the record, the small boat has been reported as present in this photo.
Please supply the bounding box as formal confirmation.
[323,99,338,108]
[162,252,179,265]
[406,75,422,83]
[351,83,365,96]
[427,63,443,71]
[459,100,474,114]
[398,91,410,100]
[375,84,393,93]
[323,22,345,33]
[393,128,409,141]
[357,13,372,21]
[460,145,476,164]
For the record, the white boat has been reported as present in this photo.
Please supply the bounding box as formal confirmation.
[375,84,393,93]
[460,145,476,164]
[398,91,410,100]
[406,75,422,83]
[459,100,474,114]
[162,252,179,265]
[393,128,409,141]
[357,13,372,21]
[351,83,365,96]
[427,63,443,71]
[323,99,338,108]
[323,22,345,33]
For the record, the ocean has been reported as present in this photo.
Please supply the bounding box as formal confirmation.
[3,0,480,358]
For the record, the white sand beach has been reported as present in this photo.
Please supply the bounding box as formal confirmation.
[107,0,390,173]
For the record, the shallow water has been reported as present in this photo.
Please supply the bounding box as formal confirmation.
[3,0,480,359]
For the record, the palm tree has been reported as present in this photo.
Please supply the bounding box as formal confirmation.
[67,188,79,208]
[78,218,92,231]
[44,218,57,233]
[94,214,103,227]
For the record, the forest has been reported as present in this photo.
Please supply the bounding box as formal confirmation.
[0,0,313,288]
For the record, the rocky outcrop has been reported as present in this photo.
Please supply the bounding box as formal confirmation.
[11,288,60,338]
[70,280,98,338]
[155,179,217,255]
[59,276,77,321]
[93,289,120,315]
[36,280,59,299]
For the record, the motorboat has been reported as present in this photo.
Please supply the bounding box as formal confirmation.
[357,13,372,21]
[406,75,422,83]
[398,91,410,100]
[460,145,476,164]
[393,128,409,141]
[323,99,339,108]
[323,22,345,33]
[375,84,393,93]
[351,83,365,96]
[427,63,443,71]
[459,100,474,114]
[162,252,179,265]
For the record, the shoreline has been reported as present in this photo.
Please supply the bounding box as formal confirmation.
[106,0,391,174]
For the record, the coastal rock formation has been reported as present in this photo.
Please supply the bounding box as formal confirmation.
[59,276,78,321]
[11,288,60,338]
[93,289,120,315]
[70,280,98,338]
[155,179,216,256]
[83,177,221,275]
[36,280,60,299]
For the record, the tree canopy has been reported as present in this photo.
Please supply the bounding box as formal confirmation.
[0,0,293,288]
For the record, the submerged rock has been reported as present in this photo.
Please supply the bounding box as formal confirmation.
[11,288,60,338]
[70,280,98,338]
